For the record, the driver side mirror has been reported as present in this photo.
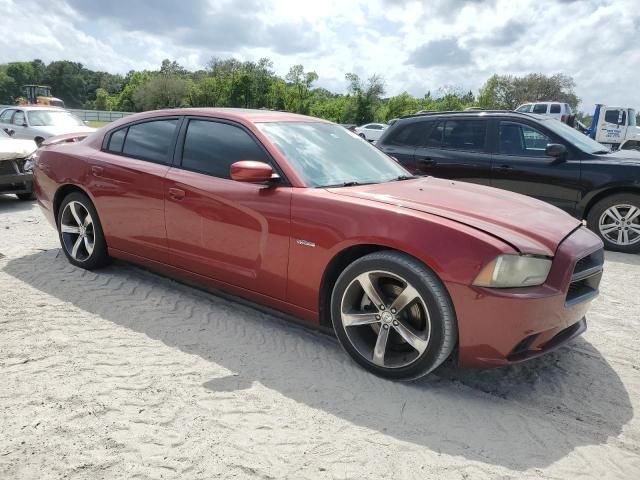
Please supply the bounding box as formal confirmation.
[6,128,15,136]
[545,143,568,162]
[230,161,279,184]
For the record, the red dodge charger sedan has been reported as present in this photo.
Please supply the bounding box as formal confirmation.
[32,108,604,380]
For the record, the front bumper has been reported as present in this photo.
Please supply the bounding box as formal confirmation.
[452,227,603,368]
[0,171,33,194]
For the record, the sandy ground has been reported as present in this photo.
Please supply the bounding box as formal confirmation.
[0,194,639,480]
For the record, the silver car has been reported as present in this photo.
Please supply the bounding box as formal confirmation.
[0,106,95,145]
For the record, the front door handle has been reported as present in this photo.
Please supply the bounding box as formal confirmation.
[168,187,185,201]
[496,164,512,171]
[91,166,103,176]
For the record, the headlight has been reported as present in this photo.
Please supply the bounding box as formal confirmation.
[473,255,552,288]
[23,151,39,172]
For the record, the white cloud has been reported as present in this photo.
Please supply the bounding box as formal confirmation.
[0,0,637,112]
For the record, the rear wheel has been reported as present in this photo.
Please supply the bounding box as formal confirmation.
[587,193,640,253]
[331,251,457,381]
[57,192,111,269]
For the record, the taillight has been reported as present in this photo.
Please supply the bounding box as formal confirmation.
[561,115,567,123]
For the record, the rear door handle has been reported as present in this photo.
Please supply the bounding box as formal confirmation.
[168,187,185,201]
[496,164,512,171]
[91,166,103,176]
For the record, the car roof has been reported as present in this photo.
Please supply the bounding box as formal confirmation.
[1,105,67,111]
[518,101,568,105]
[115,108,327,124]
[399,110,550,121]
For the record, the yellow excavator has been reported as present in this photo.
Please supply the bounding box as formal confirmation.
[16,85,65,107]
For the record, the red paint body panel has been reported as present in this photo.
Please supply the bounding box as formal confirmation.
[32,108,604,368]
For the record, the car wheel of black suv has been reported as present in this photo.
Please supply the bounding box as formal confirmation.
[57,191,111,269]
[587,193,640,253]
[331,251,457,381]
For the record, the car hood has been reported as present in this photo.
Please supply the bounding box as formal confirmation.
[31,125,96,137]
[595,149,640,163]
[0,137,37,161]
[328,177,582,256]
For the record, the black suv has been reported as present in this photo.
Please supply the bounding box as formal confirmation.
[377,111,640,253]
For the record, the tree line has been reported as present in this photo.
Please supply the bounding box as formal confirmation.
[0,58,583,124]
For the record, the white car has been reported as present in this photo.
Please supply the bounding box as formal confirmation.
[354,123,388,141]
[0,128,37,200]
[0,106,95,145]
[515,102,575,124]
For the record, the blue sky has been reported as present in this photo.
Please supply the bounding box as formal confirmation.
[1,0,638,112]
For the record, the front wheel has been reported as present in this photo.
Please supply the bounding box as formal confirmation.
[331,251,457,381]
[57,191,111,269]
[587,193,640,253]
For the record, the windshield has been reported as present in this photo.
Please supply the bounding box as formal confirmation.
[630,110,637,127]
[541,118,610,154]
[27,110,84,127]
[257,122,410,187]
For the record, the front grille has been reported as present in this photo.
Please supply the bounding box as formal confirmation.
[566,248,604,306]
[0,160,19,176]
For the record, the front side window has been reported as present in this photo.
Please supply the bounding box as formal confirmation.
[12,111,26,126]
[550,104,561,114]
[499,121,551,156]
[384,121,428,147]
[257,122,408,188]
[181,120,270,179]
[441,120,486,151]
[122,119,178,164]
[424,122,444,147]
[532,104,548,114]
[516,105,532,113]
[604,109,626,125]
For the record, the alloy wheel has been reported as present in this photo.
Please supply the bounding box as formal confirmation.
[60,201,95,262]
[340,270,431,368]
[598,204,640,246]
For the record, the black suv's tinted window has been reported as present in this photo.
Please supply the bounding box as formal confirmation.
[181,120,269,179]
[384,122,427,147]
[532,104,548,114]
[441,120,486,151]
[425,122,444,147]
[107,128,126,153]
[499,121,551,156]
[122,119,178,164]
[550,104,561,114]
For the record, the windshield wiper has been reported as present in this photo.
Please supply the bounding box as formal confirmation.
[393,175,417,181]
[322,180,380,188]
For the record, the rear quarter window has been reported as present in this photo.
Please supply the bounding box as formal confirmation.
[550,104,561,114]
[532,104,548,114]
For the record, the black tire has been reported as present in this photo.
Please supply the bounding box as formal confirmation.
[586,193,640,253]
[34,137,44,147]
[331,251,457,381]
[16,192,35,201]
[57,191,111,269]
[358,133,366,139]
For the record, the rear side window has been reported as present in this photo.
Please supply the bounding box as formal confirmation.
[107,128,126,153]
[532,104,548,114]
[441,120,486,151]
[0,109,14,123]
[181,120,270,179]
[550,104,561,114]
[122,119,179,164]
[384,122,427,147]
